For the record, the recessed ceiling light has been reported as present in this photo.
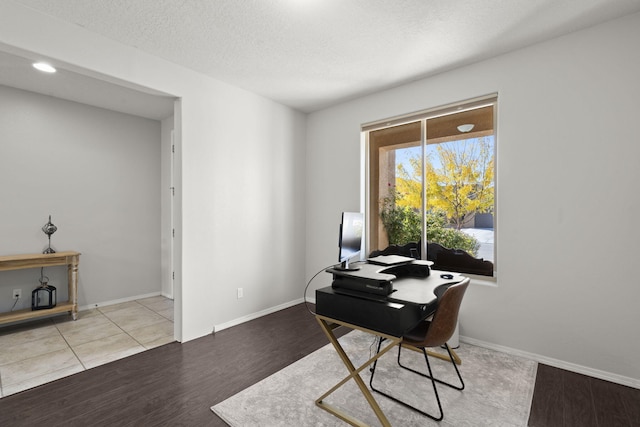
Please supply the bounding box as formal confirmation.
[457,124,474,133]
[33,62,57,73]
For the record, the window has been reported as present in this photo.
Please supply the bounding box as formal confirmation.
[364,95,497,276]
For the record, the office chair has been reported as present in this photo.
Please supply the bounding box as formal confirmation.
[369,278,470,421]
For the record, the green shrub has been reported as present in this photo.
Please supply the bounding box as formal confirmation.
[380,204,422,245]
[426,212,480,256]
[380,192,479,256]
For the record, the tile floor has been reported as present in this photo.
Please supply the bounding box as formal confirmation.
[0,295,174,397]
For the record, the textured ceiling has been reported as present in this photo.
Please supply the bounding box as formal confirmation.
[8,0,640,113]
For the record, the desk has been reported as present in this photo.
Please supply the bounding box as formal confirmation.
[0,251,80,325]
[315,269,465,426]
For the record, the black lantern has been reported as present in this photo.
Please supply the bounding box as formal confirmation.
[32,274,56,310]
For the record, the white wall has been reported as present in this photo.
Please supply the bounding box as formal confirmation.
[306,12,640,386]
[0,85,161,311]
[0,2,307,342]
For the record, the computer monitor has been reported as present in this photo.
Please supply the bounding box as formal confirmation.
[337,212,364,271]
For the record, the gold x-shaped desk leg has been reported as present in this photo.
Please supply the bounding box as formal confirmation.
[315,315,402,427]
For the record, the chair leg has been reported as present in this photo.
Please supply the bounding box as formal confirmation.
[398,343,465,392]
[369,338,447,421]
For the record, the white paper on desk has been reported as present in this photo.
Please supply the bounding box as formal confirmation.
[367,255,415,266]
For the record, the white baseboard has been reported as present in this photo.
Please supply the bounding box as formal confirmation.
[79,291,163,312]
[461,335,640,390]
[212,298,306,333]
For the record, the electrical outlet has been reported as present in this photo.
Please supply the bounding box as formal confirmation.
[13,289,22,299]
[237,288,243,299]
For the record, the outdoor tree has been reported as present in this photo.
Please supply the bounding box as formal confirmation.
[396,137,494,230]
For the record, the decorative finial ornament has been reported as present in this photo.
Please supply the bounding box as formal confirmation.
[42,215,57,254]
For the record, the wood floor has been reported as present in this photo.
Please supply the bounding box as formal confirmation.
[529,364,640,426]
[0,303,637,426]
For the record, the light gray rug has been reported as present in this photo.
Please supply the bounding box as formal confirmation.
[211,330,537,426]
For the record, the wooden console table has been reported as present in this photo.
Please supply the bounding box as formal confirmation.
[0,251,80,325]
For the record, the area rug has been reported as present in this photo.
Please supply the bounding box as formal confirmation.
[211,330,537,426]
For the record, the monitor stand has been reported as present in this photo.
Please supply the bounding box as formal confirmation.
[334,259,360,271]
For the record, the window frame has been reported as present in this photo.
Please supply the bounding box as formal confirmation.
[363,94,498,277]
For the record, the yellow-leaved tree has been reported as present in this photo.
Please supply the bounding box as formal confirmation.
[396,137,494,230]
[396,156,422,210]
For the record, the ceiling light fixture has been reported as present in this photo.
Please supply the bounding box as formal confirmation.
[457,123,474,133]
[32,62,57,73]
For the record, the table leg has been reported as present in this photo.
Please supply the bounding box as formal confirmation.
[68,255,79,320]
[315,316,402,427]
